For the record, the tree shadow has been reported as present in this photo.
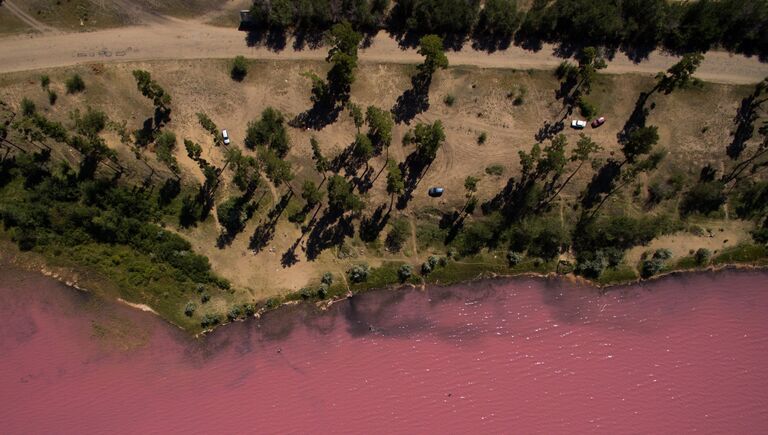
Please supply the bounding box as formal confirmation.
[291,97,344,131]
[248,193,291,253]
[359,204,390,243]
[305,209,355,260]
[727,92,763,160]
[396,150,433,210]
[580,159,623,210]
[392,72,432,125]
[244,25,288,52]
[618,91,655,144]
[216,191,262,248]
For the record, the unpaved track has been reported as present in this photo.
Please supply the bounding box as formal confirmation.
[2,0,60,34]
[0,19,766,84]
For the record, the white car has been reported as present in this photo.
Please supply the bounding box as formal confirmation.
[222,129,230,145]
[571,119,587,129]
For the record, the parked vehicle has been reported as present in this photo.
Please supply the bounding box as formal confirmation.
[222,129,230,145]
[571,119,587,129]
[591,116,606,128]
[428,187,444,197]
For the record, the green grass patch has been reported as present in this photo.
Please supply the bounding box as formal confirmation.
[349,261,419,293]
[713,243,768,265]
[596,264,639,285]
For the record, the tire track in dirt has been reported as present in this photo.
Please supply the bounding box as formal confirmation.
[2,0,60,34]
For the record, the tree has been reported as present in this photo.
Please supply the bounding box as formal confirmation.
[326,21,363,97]
[386,158,404,207]
[348,102,364,131]
[245,108,290,156]
[65,74,85,94]
[576,46,607,94]
[352,133,374,167]
[155,131,179,173]
[310,136,330,179]
[464,175,479,197]
[410,120,446,162]
[540,134,601,207]
[365,105,394,149]
[131,70,170,108]
[231,55,249,81]
[217,196,247,234]
[184,139,202,161]
[327,174,363,212]
[258,147,294,192]
[226,149,260,193]
[656,52,705,94]
[301,180,324,208]
[403,0,480,35]
[476,0,522,42]
[622,126,659,163]
[417,34,449,76]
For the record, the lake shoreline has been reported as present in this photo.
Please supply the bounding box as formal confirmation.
[2,240,766,337]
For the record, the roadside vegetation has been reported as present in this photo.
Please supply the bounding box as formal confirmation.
[246,0,768,59]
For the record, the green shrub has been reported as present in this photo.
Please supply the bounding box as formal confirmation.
[398,264,413,282]
[40,75,50,89]
[200,314,220,328]
[477,132,488,144]
[231,55,249,81]
[227,305,243,320]
[66,74,85,94]
[20,98,36,117]
[578,97,598,120]
[322,272,333,285]
[421,261,432,274]
[506,251,522,266]
[485,164,504,176]
[443,94,455,106]
[48,90,58,105]
[695,248,711,265]
[680,181,725,216]
[386,219,410,252]
[348,264,370,283]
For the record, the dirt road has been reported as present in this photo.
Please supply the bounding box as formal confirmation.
[0,18,766,84]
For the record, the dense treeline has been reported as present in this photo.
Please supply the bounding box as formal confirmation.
[0,150,227,288]
[248,0,768,58]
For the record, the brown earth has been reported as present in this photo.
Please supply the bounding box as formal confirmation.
[0,58,762,298]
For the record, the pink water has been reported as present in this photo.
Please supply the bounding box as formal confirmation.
[1,267,767,434]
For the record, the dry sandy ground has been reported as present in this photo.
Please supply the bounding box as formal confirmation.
[0,14,766,83]
[1,57,761,296]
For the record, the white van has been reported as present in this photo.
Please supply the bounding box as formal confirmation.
[222,129,230,145]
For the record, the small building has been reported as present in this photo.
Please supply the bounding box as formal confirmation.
[240,10,252,24]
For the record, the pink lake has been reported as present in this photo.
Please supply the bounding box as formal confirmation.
[1,266,767,433]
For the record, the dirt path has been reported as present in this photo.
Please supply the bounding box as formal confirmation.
[2,0,60,34]
[0,20,766,83]
[409,217,419,257]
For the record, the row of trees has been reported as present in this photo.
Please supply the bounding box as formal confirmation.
[248,0,768,58]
